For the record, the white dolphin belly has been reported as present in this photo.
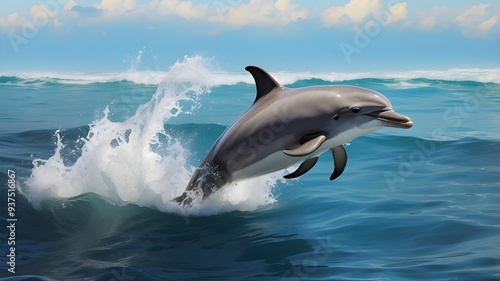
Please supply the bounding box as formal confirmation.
[231,122,382,181]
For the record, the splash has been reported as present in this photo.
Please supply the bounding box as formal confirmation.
[24,56,279,215]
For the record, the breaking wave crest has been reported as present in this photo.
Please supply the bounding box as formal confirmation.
[2,67,499,86]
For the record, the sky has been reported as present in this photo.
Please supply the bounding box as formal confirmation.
[0,0,499,72]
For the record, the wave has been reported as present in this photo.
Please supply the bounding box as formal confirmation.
[11,123,499,196]
[0,71,167,86]
[380,80,432,89]
[20,57,280,216]
[10,55,500,215]
[2,67,499,86]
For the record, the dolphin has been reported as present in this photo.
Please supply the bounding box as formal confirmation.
[173,66,413,204]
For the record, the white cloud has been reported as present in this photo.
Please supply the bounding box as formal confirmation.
[93,0,139,17]
[0,12,26,33]
[208,0,307,28]
[479,15,497,31]
[453,4,499,36]
[156,0,177,15]
[274,0,308,24]
[211,0,276,27]
[0,4,60,33]
[156,0,209,20]
[322,0,383,27]
[64,0,78,12]
[30,5,57,18]
[176,1,208,19]
[0,0,498,39]
[454,4,489,25]
[388,2,408,24]
[416,6,451,30]
[214,0,264,27]
[418,15,436,29]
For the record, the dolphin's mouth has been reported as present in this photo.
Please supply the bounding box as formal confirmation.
[367,110,413,129]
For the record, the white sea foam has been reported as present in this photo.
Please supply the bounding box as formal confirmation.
[23,56,280,215]
[382,81,432,89]
[3,67,500,86]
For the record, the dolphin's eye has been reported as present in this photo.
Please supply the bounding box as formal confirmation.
[333,115,339,120]
[351,107,360,113]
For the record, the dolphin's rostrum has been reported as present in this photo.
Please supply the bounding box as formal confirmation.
[173,66,413,204]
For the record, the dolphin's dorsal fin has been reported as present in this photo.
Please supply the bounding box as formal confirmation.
[330,145,348,181]
[245,66,281,103]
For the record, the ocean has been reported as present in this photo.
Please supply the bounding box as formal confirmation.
[1,57,499,280]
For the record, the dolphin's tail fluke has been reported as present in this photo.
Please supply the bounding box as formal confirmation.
[172,164,230,206]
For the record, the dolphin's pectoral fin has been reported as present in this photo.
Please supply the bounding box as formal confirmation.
[330,145,348,181]
[284,157,319,179]
[283,135,326,157]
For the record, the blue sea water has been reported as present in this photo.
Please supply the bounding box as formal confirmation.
[1,57,499,280]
